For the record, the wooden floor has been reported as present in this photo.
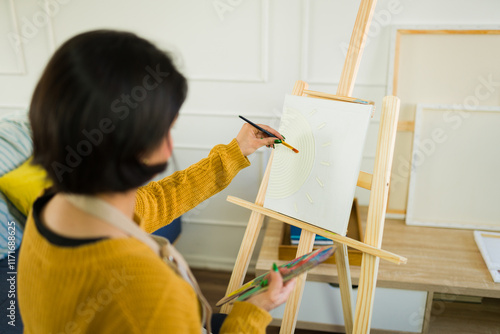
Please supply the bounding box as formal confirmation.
[192,268,500,334]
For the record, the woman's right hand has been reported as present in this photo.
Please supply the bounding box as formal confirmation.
[245,265,296,312]
[235,123,284,157]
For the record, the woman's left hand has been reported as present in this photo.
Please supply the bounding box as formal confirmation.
[236,123,284,157]
[245,265,296,312]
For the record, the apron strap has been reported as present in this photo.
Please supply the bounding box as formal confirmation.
[64,194,213,333]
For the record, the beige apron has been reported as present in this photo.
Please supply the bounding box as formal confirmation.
[64,194,212,334]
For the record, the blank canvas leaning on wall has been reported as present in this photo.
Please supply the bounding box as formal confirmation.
[386,27,500,214]
[264,95,373,236]
[406,104,500,231]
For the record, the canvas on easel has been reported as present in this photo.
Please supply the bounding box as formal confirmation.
[264,94,374,236]
[222,89,404,334]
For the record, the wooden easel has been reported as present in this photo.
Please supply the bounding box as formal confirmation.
[221,1,406,333]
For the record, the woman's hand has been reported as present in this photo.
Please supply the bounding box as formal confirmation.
[236,123,284,157]
[245,264,296,312]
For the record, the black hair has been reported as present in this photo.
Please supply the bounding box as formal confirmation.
[29,30,187,194]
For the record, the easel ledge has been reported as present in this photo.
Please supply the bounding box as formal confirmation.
[227,196,407,265]
[303,89,375,106]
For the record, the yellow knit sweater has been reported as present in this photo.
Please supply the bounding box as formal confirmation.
[18,139,272,333]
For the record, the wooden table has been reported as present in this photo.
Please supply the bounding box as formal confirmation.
[256,206,500,333]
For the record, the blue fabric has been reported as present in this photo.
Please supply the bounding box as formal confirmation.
[0,111,32,177]
[152,216,182,243]
[210,313,228,334]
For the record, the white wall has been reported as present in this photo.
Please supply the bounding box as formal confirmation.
[1,0,500,270]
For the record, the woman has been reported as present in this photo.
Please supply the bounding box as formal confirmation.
[18,30,295,333]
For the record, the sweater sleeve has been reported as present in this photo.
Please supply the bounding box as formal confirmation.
[135,138,250,233]
[221,302,273,334]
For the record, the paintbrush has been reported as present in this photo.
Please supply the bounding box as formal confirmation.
[238,115,299,153]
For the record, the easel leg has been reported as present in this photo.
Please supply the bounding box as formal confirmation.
[353,253,380,333]
[335,242,354,334]
[221,213,266,314]
[279,230,316,334]
[221,154,275,314]
[422,291,434,334]
[336,0,378,97]
[353,96,400,333]
[223,80,307,316]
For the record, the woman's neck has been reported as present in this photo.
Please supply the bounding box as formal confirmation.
[41,189,138,240]
[97,190,138,219]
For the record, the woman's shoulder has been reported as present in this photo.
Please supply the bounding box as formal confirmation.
[97,240,201,331]
[99,238,193,290]
[89,238,199,312]
[95,238,176,271]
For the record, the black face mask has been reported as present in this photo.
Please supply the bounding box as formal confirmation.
[116,158,168,190]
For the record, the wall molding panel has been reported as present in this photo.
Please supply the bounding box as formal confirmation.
[0,0,27,75]
[46,0,270,84]
[300,0,390,87]
[187,0,269,83]
[42,0,57,53]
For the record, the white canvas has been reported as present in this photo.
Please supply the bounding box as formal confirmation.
[406,104,500,231]
[264,95,373,236]
[386,27,500,213]
[474,231,500,283]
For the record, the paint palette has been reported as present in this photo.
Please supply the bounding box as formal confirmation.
[216,246,335,306]
[264,94,373,235]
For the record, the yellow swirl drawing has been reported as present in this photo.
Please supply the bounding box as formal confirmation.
[267,107,315,199]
